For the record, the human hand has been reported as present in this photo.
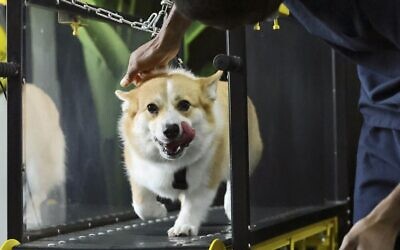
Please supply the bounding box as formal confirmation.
[340,214,398,250]
[340,185,400,250]
[119,35,180,87]
[120,6,191,87]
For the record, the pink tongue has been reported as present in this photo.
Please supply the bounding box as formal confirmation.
[166,122,195,152]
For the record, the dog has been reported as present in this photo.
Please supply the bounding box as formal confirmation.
[116,69,262,236]
[23,84,66,228]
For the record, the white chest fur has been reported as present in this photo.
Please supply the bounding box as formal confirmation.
[127,148,214,200]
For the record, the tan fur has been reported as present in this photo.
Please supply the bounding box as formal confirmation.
[207,82,263,189]
[23,84,66,228]
[124,147,143,204]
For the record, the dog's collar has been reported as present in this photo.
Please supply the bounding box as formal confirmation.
[172,167,188,190]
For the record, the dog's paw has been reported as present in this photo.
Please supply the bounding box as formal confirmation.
[224,185,231,221]
[133,202,167,220]
[224,202,231,221]
[168,223,199,237]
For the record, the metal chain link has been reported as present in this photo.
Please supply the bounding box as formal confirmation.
[56,0,174,36]
[55,0,185,68]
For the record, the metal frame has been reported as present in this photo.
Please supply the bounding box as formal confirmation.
[26,0,138,23]
[5,1,351,248]
[248,203,347,245]
[7,0,25,241]
[5,0,182,242]
[26,0,172,36]
[226,28,251,250]
[252,217,338,250]
[6,2,255,246]
[224,25,352,249]
[5,0,148,242]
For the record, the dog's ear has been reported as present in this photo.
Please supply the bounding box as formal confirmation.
[201,70,223,101]
[115,90,137,112]
[115,90,130,101]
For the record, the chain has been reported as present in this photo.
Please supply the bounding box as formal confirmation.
[56,0,174,36]
[55,0,185,67]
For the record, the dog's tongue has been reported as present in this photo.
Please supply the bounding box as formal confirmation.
[166,122,195,152]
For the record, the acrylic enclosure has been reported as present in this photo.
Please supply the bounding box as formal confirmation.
[4,1,360,249]
[22,3,152,232]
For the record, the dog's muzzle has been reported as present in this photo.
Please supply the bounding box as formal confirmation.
[155,121,195,159]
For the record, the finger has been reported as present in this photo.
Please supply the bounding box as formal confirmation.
[120,76,130,87]
[340,235,357,250]
[120,68,139,87]
[133,71,153,86]
[120,75,132,87]
[133,75,143,86]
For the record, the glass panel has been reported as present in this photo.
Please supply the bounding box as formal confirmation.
[23,4,152,231]
[245,19,351,226]
[20,2,352,238]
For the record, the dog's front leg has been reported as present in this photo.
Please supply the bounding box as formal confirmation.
[130,177,167,220]
[168,188,217,237]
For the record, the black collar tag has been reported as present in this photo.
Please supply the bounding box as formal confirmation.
[172,168,188,190]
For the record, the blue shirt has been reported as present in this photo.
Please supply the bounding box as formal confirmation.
[284,0,400,129]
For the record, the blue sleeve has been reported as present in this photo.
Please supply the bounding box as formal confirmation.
[359,0,400,50]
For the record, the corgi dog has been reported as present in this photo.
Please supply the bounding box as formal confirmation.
[116,69,262,236]
[23,84,66,228]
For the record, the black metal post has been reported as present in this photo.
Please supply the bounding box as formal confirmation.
[26,0,143,25]
[226,28,250,249]
[7,0,25,241]
[0,62,19,78]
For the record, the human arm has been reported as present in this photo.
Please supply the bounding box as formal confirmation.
[340,184,400,250]
[120,5,192,87]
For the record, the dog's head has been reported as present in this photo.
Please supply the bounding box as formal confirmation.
[116,69,223,163]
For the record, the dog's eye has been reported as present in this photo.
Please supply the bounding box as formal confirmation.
[177,100,191,111]
[147,103,159,114]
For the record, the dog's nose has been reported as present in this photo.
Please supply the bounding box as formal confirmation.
[163,124,180,140]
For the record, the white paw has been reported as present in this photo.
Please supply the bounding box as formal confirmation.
[133,202,167,220]
[224,183,231,221]
[168,223,199,237]
[224,201,231,221]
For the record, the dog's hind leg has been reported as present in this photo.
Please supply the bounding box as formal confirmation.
[129,177,167,220]
[168,187,217,237]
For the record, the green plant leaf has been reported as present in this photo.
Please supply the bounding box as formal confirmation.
[183,22,206,63]
[77,27,122,139]
[77,25,128,203]
[80,19,130,79]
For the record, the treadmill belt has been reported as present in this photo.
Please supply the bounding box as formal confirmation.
[17,207,231,250]
[17,203,347,250]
